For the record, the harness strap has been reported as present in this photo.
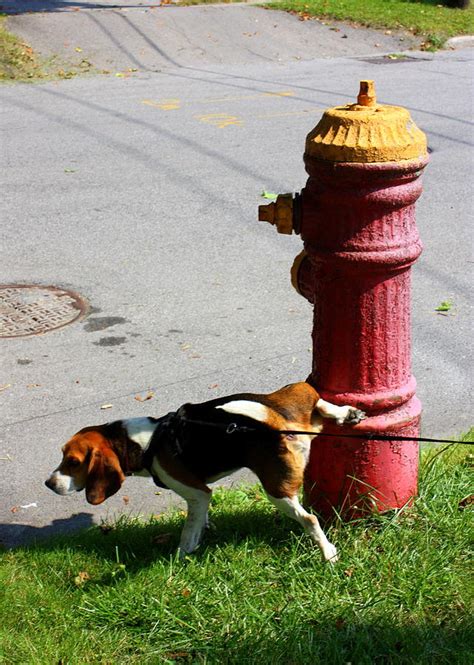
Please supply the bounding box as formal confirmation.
[142,411,179,488]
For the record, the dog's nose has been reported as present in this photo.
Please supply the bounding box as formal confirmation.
[45,478,54,490]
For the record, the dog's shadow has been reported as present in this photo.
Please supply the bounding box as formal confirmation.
[10,506,303,572]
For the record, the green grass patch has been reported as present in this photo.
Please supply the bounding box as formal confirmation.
[0,15,46,81]
[267,0,474,49]
[1,435,473,664]
[0,15,99,83]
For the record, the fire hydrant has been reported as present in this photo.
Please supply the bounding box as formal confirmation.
[259,81,428,518]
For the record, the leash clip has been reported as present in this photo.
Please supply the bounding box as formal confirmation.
[226,422,238,434]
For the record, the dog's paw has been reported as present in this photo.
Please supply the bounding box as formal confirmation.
[337,406,366,426]
[322,542,339,564]
[345,407,366,425]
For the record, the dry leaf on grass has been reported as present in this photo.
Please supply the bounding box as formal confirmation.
[74,571,91,586]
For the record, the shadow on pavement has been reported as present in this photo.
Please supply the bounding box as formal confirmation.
[0,512,95,548]
[1,0,163,14]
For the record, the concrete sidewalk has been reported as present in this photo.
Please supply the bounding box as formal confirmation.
[6,2,421,74]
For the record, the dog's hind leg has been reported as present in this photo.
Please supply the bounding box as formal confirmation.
[265,493,338,563]
[315,398,366,426]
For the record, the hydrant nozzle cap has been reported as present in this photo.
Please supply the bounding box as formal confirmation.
[305,79,427,163]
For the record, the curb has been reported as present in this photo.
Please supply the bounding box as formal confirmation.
[445,35,474,48]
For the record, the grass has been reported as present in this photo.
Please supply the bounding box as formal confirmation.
[0,15,45,81]
[0,15,98,83]
[1,433,473,664]
[267,0,474,49]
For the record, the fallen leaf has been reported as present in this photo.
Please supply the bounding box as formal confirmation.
[75,47,82,52]
[435,300,453,312]
[181,588,191,597]
[261,190,277,200]
[100,404,113,410]
[344,567,354,577]
[0,384,11,392]
[458,494,473,510]
[164,654,189,661]
[134,391,155,402]
[27,383,41,388]
[10,506,20,513]
[122,496,130,505]
[74,571,90,586]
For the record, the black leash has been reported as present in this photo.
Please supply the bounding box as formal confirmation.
[179,416,471,446]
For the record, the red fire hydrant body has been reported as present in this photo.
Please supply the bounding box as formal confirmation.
[259,81,428,518]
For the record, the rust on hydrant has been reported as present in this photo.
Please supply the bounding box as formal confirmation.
[257,80,429,518]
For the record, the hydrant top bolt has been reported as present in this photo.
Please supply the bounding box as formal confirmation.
[357,80,376,107]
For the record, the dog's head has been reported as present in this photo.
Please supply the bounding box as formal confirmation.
[45,426,126,505]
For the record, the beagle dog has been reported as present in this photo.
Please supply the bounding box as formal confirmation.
[45,382,365,562]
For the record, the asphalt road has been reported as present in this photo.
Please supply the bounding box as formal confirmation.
[1,3,473,548]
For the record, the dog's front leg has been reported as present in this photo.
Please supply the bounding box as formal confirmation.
[179,489,211,558]
[316,398,366,426]
[150,459,212,557]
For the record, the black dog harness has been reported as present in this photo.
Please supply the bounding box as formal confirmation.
[142,411,182,488]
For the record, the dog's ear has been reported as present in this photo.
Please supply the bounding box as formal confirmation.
[85,447,125,505]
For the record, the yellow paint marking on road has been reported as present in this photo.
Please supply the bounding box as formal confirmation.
[141,91,295,110]
[199,91,295,104]
[195,113,243,128]
[256,109,322,119]
[142,98,181,110]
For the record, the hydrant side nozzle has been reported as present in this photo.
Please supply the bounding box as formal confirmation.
[258,201,275,225]
[258,193,295,235]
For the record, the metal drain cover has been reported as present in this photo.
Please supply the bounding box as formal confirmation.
[0,285,88,338]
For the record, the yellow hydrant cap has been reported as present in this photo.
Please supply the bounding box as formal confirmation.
[305,80,427,163]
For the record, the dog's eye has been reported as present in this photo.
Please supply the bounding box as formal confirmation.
[67,457,81,467]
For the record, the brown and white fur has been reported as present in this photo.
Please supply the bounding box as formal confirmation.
[45,382,365,562]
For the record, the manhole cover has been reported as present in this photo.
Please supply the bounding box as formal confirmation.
[0,285,88,338]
